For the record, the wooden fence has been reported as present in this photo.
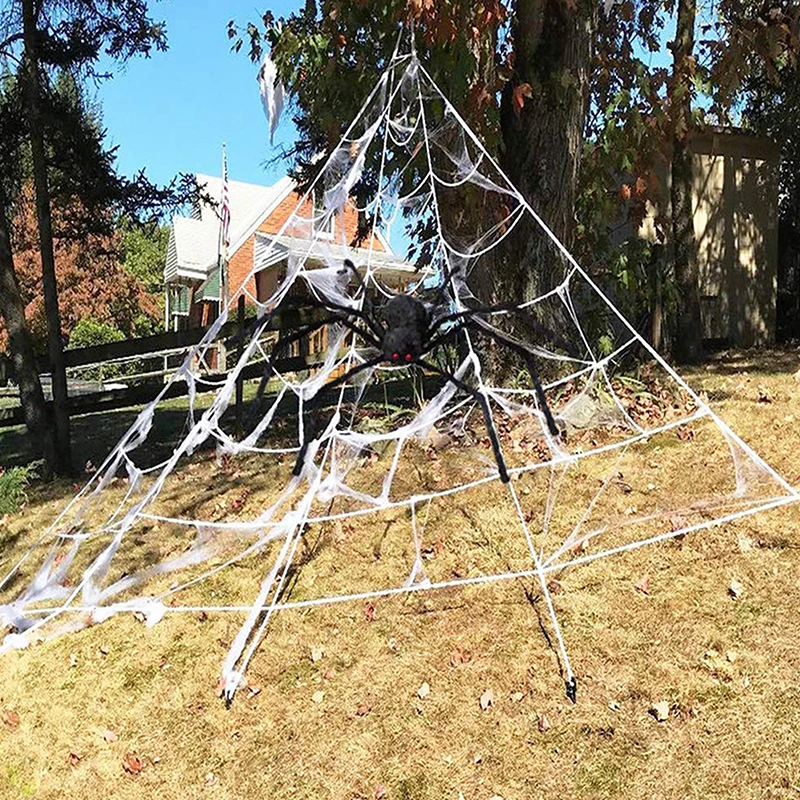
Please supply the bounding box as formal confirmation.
[0,301,329,429]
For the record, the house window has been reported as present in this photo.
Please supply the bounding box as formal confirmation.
[312,188,335,240]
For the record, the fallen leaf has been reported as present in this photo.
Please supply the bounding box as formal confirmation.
[757,385,773,403]
[510,691,524,702]
[356,703,371,717]
[449,646,472,667]
[417,682,431,699]
[247,684,262,698]
[649,701,670,722]
[608,700,621,711]
[69,752,81,766]
[365,602,377,622]
[122,753,143,775]
[1,709,20,728]
[69,652,78,668]
[311,645,325,663]
[103,729,118,743]
[634,575,651,595]
[323,668,337,680]
[479,689,494,710]
[312,690,325,704]
[537,713,551,732]
[375,785,387,799]
[737,533,755,553]
[99,644,109,655]
[728,579,745,600]
[204,772,217,785]
[726,650,738,663]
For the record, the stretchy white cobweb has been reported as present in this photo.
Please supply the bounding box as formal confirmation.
[2,43,797,701]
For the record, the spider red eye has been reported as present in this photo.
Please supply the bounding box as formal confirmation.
[405,353,412,362]
[392,353,399,361]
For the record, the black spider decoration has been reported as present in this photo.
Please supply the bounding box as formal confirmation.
[255,259,566,483]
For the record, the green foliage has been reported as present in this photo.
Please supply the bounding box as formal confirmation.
[119,219,169,294]
[0,462,38,515]
[67,318,125,350]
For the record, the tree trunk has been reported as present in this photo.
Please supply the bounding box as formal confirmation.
[496,0,595,303]
[470,0,594,380]
[21,0,73,474]
[670,0,704,363]
[0,200,56,477]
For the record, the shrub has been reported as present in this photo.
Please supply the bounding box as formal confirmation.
[67,318,126,350]
[0,463,39,515]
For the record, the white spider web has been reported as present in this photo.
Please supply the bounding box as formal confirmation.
[2,41,797,702]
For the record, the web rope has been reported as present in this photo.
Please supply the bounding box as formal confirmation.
[1,46,797,701]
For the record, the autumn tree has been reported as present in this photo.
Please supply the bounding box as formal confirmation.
[0,72,56,472]
[0,0,168,474]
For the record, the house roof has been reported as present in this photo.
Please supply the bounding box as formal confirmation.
[165,172,405,290]
[165,174,294,284]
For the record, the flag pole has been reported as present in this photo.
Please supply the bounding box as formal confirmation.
[219,143,230,309]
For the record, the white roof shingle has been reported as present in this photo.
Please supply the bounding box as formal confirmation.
[165,173,294,283]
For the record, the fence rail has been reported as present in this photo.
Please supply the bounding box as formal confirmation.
[0,304,330,429]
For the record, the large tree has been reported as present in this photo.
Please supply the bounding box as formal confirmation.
[232,0,795,363]
[230,0,597,306]
[0,0,168,474]
[669,0,704,362]
[0,3,198,475]
[0,69,56,474]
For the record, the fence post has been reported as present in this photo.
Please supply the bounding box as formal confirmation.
[235,294,245,438]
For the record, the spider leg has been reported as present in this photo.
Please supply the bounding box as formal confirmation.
[414,357,510,484]
[463,318,560,437]
[255,316,339,400]
[304,282,386,342]
[426,302,576,357]
[257,315,383,400]
[227,294,313,349]
[293,355,384,476]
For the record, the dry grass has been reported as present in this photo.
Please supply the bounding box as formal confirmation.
[1,349,800,800]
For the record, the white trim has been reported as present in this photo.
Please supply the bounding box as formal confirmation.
[229,175,295,257]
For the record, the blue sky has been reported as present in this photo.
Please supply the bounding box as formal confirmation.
[95,2,677,193]
[96,0,302,190]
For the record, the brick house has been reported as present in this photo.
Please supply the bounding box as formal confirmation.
[164,174,414,332]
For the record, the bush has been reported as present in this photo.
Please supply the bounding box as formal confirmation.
[67,318,136,383]
[0,463,38,515]
[67,317,126,350]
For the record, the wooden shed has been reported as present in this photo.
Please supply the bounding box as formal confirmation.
[637,128,781,347]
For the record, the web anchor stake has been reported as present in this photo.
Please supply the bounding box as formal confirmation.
[566,677,577,704]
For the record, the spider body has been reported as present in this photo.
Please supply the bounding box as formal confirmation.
[381,294,429,363]
[256,258,566,484]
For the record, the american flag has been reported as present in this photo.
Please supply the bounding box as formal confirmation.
[220,145,231,261]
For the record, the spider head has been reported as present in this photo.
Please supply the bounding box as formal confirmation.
[383,326,422,365]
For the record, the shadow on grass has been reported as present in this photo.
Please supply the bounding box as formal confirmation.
[696,346,800,377]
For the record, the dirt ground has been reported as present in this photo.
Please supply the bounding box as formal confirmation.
[0,348,799,800]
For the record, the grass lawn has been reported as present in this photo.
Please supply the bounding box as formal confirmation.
[0,348,799,800]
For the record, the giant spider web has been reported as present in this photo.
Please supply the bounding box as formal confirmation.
[2,41,797,701]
